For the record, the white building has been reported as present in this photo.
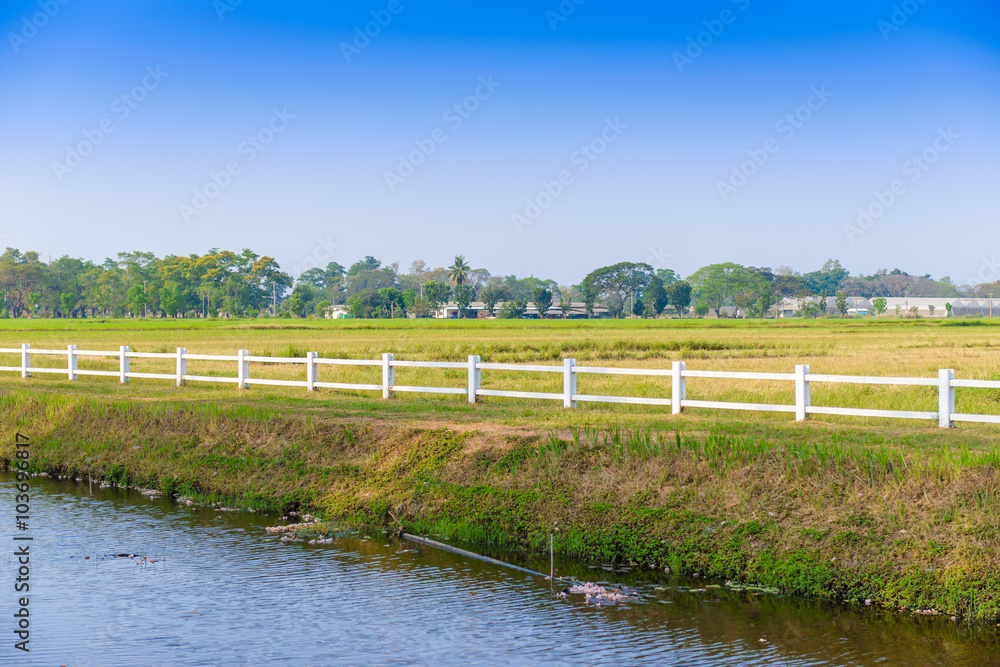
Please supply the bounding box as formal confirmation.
[434,301,610,319]
[323,305,352,319]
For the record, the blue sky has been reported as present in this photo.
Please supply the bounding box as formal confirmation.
[1,0,998,284]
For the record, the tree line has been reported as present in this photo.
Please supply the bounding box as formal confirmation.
[0,247,992,319]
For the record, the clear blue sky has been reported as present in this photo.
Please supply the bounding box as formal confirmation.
[1,0,998,284]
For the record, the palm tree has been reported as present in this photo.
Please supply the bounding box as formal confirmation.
[449,255,470,286]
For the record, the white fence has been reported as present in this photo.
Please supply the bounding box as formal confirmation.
[2,344,999,429]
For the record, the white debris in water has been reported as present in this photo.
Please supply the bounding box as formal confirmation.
[566,582,634,605]
[265,520,321,535]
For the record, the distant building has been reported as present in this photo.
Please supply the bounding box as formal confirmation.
[322,305,352,319]
[434,301,610,319]
[772,296,993,318]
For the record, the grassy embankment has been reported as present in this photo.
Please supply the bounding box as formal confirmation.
[3,318,1000,620]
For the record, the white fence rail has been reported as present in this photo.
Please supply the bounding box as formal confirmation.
[2,344,999,428]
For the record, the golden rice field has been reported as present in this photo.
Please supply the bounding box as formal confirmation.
[1,317,999,440]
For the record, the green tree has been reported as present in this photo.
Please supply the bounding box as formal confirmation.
[402,288,417,311]
[731,269,774,318]
[449,255,470,286]
[424,280,451,313]
[126,284,146,317]
[376,287,405,318]
[480,285,500,317]
[835,291,849,317]
[289,291,307,317]
[298,267,327,288]
[803,259,850,294]
[667,281,692,318]
[531,286,552,318]
[160,283,182,317]
[347,288,382,318]
[655,268,679,285]
[454,284,476,318]
[687,262,755,318]
[645,276,668,317]
[872,296,887,316]
[348,256,381,275]
[582,262,653,318]
[59,292,78,317]
[498,298,527,319]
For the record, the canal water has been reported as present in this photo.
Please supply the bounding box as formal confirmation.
[3,473,999,666]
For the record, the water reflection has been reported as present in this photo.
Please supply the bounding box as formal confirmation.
[3,474,998,666]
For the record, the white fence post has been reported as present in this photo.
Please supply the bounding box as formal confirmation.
[20,343,30,379]
[176,348,186,387]
[306,352,318,391]
[120,346,129,384]
[238,349,249,389]
[939,369,955,428]
[671,361,685,415]
[382,353,394,399]
[795,364,811,421]
[563,358,577,408]
[67,344,77,381]
[468,355,480,404]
